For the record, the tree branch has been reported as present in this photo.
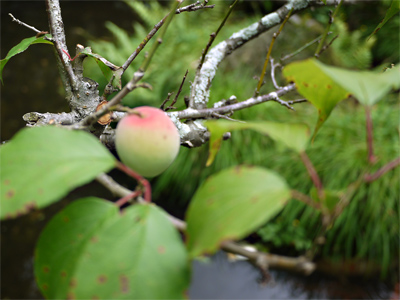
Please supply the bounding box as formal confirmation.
[188,0,341,109]
[45,0,78,93]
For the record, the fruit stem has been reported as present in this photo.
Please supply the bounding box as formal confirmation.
[116,161,152,202]
[115,189,142,207]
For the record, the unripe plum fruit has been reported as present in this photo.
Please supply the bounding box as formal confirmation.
[115,106,180,177]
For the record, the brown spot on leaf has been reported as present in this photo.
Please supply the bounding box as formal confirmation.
[4,179,10,185]
[69,278,77,288]
[91,236,99,243]
[207,198,215,205]
[6,189,15,199]
[61,271,67,278]
[326,84,332,89]
[42,283,49,290]
[158,246,165,254]
[211,139,221,150]
[97,275,107,284]
[43,266,50,273]
[63,216,70,222]
[119,275,129,294]
[91,296,100,300]
[251,196,259,204]
[313,84,317,88]
[38,188,44,195]
[67,292,76,300]
[24,202,36,212]
[302,82,309,87]
[134,216,142,223]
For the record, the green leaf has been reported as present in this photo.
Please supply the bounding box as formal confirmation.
[0,127,116,219]
[283,58,350,141]
[186,166,290,258]
[367,0,400,41]
[316,63,400,106]
[81,47,123,89]
[321,0,327,4]
[205,120,310,166]
[0,34,53,83]
[35,198,190,299]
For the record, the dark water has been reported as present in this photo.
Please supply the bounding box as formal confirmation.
[0,1,397,299]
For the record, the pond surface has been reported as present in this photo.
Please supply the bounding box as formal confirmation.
[1,1,398,299]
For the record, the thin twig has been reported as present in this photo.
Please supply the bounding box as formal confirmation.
[270,92,295,110]
[211,112,245,122]
[197,0,239,71]
[171,83,297,120]
[162,70,189,111]
[221,241,316,275]
[255,7,294,95]
[176,1,215,14]
[317,34,338,57]
[280,33,327,62]
[365,157,400,183]
[9,13,41,33]
[270,58,282,89]
[315,0,343,57]
[171,69,189,109]
[287,98,308,105]
[139,0,183,73]
[160,93,174,111]
[96,173,136,199]
[121,2,214,72]
[299,151,324,200]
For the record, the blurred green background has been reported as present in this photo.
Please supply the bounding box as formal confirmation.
[80,0,400,278]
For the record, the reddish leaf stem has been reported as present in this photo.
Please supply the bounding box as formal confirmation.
[300,151,324,199]
[115,190,141,207]
[116,161,152,202]
[365,157,400,183]
[62,49,80,61]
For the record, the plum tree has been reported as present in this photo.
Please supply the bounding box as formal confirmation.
[115,106,180,177]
